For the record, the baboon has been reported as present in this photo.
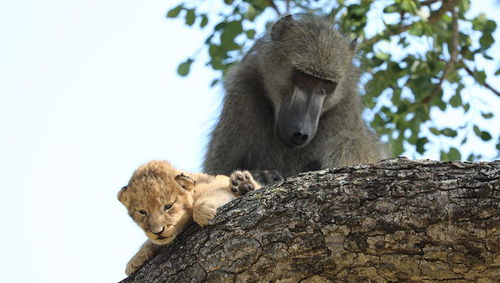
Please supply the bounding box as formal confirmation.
[204,14,388,180]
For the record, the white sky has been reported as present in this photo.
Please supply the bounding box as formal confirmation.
[0,1,498,282]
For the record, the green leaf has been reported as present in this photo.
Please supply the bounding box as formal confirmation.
[449,93,462,108]
[375,51,390,61]
[441,128,457,137]
[435,98,447,111]
[185,9,196,26]
[481,112,494,119]
[472,125,481,136]
[166,4,183,18]
[440,150,447,160]
[429,127,441,135]
[479,33,494,49]
[482,53,493,60]
[409,22,424,36]
[481,131,492,141]
[463,103,470,113]
[208,44,223,58]
[458,0,470,14]
[473,125,492,141]
[472,13,488,31]
[383,4,398,14]
[246,5,258,21]
[416,137,428,154]
[391,135,405,156]
[220,20,242,51]
[177,59,193,76]
[466,153,474,161]
[484,20,497,33]
[448,147,461,160]
[199,14,209,28]
[209,78,219,88]
[210,59,225,70]
[246,29,256,39]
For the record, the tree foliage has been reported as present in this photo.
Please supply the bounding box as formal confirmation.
[166,0,499,161]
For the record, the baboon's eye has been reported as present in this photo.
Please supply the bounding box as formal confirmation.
[322,80,338,94]
[164,203,173,211]
[138,210,148,216]
[292,68,338,94]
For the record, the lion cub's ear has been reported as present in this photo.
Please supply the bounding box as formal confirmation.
[118,185,130,205]
[174,174,195,191]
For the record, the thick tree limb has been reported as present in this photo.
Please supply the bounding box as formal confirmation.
[122,157,499,282]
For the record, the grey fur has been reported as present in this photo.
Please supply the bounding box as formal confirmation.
[203,14,388,178]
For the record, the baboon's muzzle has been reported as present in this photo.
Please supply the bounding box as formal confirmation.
[276,89,324,148]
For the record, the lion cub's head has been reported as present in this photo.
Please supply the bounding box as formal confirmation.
[118,160,195,245]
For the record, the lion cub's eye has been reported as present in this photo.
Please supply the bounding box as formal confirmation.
[164,204,173,211]
[138,210,148,216]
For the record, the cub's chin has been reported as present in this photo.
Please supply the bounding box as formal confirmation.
[146,229,178,245]
[149,234,176,245]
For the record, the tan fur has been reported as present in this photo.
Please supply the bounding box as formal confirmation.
[118,160,260,275]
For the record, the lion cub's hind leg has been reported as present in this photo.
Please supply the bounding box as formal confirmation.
[230,170,261,196]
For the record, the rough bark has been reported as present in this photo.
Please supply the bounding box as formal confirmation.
[122,157,499,282]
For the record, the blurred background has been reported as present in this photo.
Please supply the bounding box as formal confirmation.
[0,0,498,282]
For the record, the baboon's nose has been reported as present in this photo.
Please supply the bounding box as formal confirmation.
[151,226,165,236]
[291,132,309,146]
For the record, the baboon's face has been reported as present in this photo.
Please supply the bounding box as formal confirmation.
[263,15,355,148]
[275,68,338,148]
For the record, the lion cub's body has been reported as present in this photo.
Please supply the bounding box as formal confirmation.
[118,160,260,275]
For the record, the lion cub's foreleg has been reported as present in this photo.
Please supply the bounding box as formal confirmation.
[192,170,261,226]
[125,240,161,276]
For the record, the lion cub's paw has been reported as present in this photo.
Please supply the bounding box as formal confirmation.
[125,260,141,276]
[193,201,217,226]
[125,245,156,276]
[230,170,260,196]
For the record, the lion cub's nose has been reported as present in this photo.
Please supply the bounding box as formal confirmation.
[150,225,165,235]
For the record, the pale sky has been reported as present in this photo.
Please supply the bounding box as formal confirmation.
[0,1,498,282]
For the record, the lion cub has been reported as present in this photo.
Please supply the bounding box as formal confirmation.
[118,160,260,275]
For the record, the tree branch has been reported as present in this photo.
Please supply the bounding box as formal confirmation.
[463,63,500,97]
[423,6,459,104]
[121,158,500,282]
[362,0,459,47]
[420,0,440,7]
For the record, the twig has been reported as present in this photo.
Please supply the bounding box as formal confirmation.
[362,0,459,47]
[266,0,281,16]
[423,6,459,104]
[420,0,441,7]
[463,63,500,97]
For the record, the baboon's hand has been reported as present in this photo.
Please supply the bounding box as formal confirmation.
[230,170,261,196]
[249,170,284,186]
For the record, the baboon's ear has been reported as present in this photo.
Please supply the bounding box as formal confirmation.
[271,14,293,40]
[175,173,195,191]
[118,186,129,205]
